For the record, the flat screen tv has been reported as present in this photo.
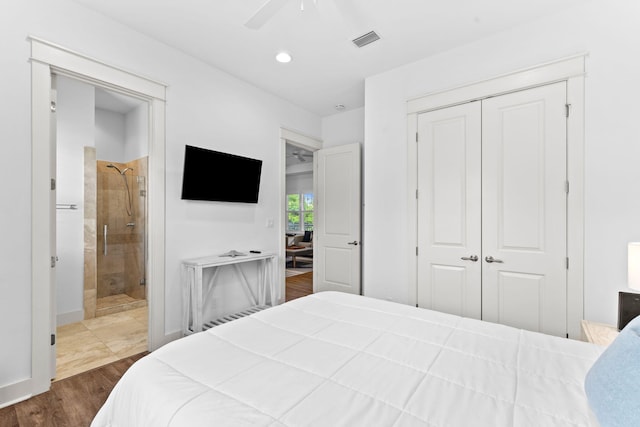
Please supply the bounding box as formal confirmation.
[181,145,262,203]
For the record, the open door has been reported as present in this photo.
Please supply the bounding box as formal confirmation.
[314,143,361,294]
[50,76,58,379]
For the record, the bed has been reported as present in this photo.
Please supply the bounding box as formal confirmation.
[92,291,606,426]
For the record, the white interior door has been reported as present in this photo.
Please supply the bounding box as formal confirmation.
[481,82,568,337]
[416,82,568,336]
[417,102,482,319]
[314,143,361,294]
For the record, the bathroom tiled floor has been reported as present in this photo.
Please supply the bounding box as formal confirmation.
[96,293,148,317]
[55,305,148,381]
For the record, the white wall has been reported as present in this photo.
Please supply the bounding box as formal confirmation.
[286,172,313,195]
[286,162,313,175]
[321,107,365,148]
[124,103,148,162]
[364,0,640,325]
[55,76,95,325]
[0,0,320,400]
[95,108,126,162]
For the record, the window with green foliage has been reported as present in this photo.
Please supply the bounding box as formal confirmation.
[287,193,313,232]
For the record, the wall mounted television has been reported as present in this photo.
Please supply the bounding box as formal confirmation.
[181,145,263,203]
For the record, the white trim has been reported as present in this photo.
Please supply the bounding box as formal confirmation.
[406,113,418,308]
[279,136,287,305]
[0,380,32,410]
[407,54,586,114]
[29,37,167,99]
[31,59,53,396]
[281,128,322,150]
[407,55,586,338]
[56,310,84,326]
[566,74,586,340]
[280,128,322,304]
[29,37,167,400]
[162,331,183,346]
[147,98,168,348]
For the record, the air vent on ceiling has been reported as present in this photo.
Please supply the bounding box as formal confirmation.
[352,31,380,48]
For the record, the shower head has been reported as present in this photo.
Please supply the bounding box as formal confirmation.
[106,164,123,174]
[106,164,133,175]
[106,163,135,217]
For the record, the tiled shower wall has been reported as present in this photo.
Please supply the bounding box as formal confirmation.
[84,152,147,318]
[84,147,97,319]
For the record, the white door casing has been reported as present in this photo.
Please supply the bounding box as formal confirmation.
[279,129,322,304]
[314,143,362,294]
[29,37,167,399]
[417,102,482,319]
[481,82,567,336]
[407,54,585,339]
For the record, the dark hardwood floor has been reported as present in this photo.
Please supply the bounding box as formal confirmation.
[0,353,146,427]
[286,271,313,301]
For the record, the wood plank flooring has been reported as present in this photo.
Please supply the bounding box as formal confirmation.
[286,271,313,301]
[0,353,146,427]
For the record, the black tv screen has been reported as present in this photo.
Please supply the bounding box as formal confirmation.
[181,145,262,203]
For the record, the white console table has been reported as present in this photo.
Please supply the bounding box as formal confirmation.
[181,252,277,335]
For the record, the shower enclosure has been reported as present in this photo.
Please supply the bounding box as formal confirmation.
[95,159,147,316]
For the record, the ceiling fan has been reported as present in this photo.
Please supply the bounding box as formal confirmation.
[244,0,361,33]
[288,150,314,162]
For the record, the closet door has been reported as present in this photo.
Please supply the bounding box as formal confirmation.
[417,102,482,319]
[481,82,567,337]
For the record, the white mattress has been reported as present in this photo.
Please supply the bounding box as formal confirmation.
[92,292,602,426]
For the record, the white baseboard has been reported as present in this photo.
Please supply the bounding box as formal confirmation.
[163,330,182,345]
[0,379,32,409]
[57,309,84,326]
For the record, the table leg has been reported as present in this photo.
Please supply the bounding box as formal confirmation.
[181,265,190,335]
[257,259,265,306]
[194,266,203,332]
[269,256,278,306]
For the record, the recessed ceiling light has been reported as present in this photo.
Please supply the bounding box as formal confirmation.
[276,52,292,63]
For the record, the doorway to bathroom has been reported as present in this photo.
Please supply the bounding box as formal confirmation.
[30,37,167,397]
[54,76,149,380]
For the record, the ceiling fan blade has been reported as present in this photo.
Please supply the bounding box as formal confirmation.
[245,0,290,29]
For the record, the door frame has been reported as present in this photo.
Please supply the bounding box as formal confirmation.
[279,128,322,303]
[29,37,167,397]
[406,54,586,339]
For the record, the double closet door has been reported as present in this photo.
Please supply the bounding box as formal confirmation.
[417,82,568,337]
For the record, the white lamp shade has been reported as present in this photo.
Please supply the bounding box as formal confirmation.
[628,243,640,291]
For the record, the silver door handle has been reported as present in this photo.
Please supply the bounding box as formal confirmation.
[348,241,359,246]
[461,255,478,262]
[104,224,108,256]
[485,256,503,263]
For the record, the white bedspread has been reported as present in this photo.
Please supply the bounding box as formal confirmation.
[92,292,602,426]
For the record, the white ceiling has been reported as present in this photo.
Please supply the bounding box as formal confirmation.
[95,87,145,114]
[72,0,585,117]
